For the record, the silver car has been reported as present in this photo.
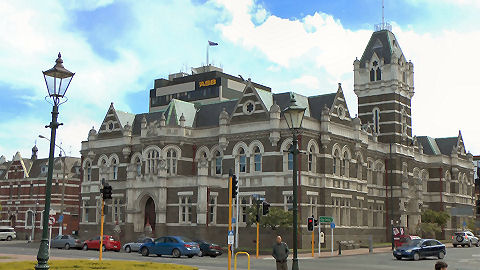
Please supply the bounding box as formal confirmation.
[51,234,82,249]
[0,226,16,241]
[452,231,479,247]
[122,237,153,253]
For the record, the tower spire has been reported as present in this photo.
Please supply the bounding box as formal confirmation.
[375,0,391,31]
[382,0,385,26]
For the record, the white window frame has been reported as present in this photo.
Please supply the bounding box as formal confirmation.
[166,149,178,176]
[208,196,217,225]
[179,196,192,224]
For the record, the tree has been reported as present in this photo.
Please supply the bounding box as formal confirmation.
[418,209,450,238]
[244,205,293,230]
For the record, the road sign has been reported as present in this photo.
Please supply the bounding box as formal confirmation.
[463,221,467,227]
[232,218,236,224]
[228,230,234,245]
[58,214,64,223]
[319,216,333,223]
[330,222,335,229]
[49,216,55,226]
[320,232,325,244]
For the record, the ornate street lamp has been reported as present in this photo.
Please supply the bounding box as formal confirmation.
[282,94,305,270]
[35,53,74,270]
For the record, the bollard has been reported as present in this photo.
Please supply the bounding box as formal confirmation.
[368,235,373,253]
[338,241,342,255]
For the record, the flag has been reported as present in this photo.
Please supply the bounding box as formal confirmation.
[208,40,218,46]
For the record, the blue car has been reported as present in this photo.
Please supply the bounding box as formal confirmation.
[393,238,446,261]
[139,236,200,258]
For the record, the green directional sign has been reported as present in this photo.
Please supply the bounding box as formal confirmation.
[318,216,333,223]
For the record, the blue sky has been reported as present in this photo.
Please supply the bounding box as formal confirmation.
[1,0,480,159]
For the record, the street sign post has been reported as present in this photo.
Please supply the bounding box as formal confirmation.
[48,215,55,255]
[57,214,64,223]
[330,222,335,255]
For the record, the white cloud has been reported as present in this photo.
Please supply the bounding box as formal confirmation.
[291,75,320,91]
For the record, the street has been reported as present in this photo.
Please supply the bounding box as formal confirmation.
[0,241,479,270]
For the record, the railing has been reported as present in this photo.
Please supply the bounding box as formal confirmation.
[374,22,392,32]
[234,251,250,270]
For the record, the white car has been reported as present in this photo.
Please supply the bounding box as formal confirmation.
[452,231,479,247]
[0,226,16,241]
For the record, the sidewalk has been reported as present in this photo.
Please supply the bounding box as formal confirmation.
[0,253,74,263]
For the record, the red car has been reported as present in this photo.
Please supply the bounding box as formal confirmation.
[395,235,421,248]
[82,235,121,252]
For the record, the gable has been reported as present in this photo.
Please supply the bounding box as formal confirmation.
[98,103,124,135]
[230,83,271,125]
[329,84,352,124]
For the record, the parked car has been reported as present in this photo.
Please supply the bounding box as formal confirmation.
[139,236,200,258]
[393,239,446,261]
[82,235,121,252]
[123,237,154,253]
[0,226,16,241]
[193,240,223,257]
[395,235,421,248]
[452,231,479,247]
[51,234,82,250]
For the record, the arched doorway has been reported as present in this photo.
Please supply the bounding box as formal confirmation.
[144,197,156,233]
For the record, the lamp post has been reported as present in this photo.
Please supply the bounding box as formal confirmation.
[38,135,67,236]
[282,94,306,270]
[35,53,74,270]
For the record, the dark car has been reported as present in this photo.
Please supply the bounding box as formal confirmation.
[123,237,153,253]
[51,234,82,250]
[194,240,223,257]
[139,236,200,258]
[393,239,446,261]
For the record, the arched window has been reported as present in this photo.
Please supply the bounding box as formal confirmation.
[135,157,142,176]
[376,68,381,80]
[308,146,314,172]
[253,146,262,172]
[239,148,246,173]
[25,210,33,228]
[372,108,380,134]
[370,69,375,82]
[333,149,340,176]
[166,149,178,175]
[112,158,118,180]
[342,152,349,177]
[214,151,222,175]
[288,152,293,171]
[147,149,159,174]
[367,160,373,184]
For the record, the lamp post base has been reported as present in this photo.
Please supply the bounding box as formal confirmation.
[35,239,50,270]
[292,258,299,270]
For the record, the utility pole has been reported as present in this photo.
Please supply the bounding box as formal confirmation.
[228,170,233,270]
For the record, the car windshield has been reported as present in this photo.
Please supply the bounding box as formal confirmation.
[178,236,193,243]
[405,239,422,247]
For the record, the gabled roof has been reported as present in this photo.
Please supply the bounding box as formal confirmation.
[435,137,459,155]
[359,30,405,68]
[194,99,237,128]
[131,111,166,135]
[307,93,336,120]
[116,110,135,128]
[417,135,462,156]
[272,92,311,117]
[165,99,196,127]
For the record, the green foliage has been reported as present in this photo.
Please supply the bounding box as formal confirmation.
[419,209,450,238]
[466,218,477,232]
[0,260,197,270]
[244,204,293,230]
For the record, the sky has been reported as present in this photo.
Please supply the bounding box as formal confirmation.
[1,0,480,160]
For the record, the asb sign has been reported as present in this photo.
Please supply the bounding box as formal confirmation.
[196,78,220,89]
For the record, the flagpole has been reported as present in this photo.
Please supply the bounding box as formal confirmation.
[206,43,209,67]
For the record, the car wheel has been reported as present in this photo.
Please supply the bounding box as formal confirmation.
[141,247,149,257]
[64,243,70,250]
[156,254,162,257]
[438,251,445,259]
[172,248,181,258]
[395,256,402,260]
[413,252,420,261]
[102,245,106,252]
[453,244,457,248]
[475,242,479,247]
[125,246,131,253]
[198,250,203,257]
[82,244,88,251]
[6,236,12,241]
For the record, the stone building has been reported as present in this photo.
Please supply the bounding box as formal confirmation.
[79,29,475,248]
[0,149,81,240]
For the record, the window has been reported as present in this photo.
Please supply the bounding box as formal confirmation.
[372,108,380,134]
[166,149,177,175]
[333,149,340,176]
[308,146,315,172]
[214,151,222,175]
[342,152,349,177]
[208,196,217,224]
[112,199,122,223]
[30,184,33,196]
[357,158,362,180]
[284,195,294,211]
[376,68,381,80]
[112,158,118,180]
[135,157,142,176]
[253,146,262,172]
[402,72,407,83]
[86,162,91,181]
[147,149,159,174]
[288,152,293,171]
[179,196,192,223]
[82,201,89,223]
[370,69,375,82]
[25,210,33,228]
[367,160,373,184]
[239,148,246,173]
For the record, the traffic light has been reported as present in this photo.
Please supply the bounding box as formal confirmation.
[231,175,238,198]
[262,201,270,215]
[101,184,112,200]
[307,217,314,232]
[314,218,318,227]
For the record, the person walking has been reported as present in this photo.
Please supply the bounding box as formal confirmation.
[272,235,289,270]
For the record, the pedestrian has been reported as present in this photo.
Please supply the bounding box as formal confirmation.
[435,261,448,270]
[272,235,289,270]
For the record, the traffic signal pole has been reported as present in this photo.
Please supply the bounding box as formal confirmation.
[99,198,104,261]
[311,230,314,257]
[228,172,233,270]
